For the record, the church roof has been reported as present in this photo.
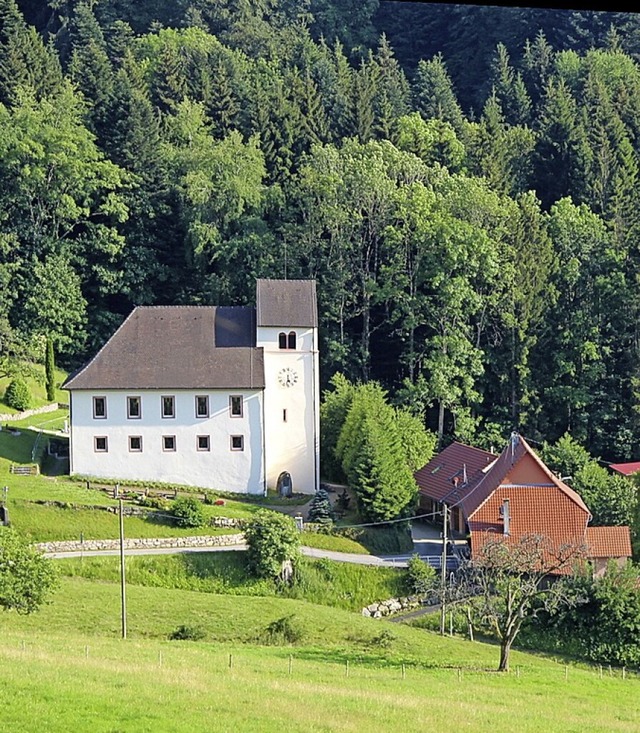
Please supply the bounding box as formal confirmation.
[256,279,318,328]
[62,306,265,390]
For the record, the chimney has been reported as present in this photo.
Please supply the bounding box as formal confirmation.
[502,498,510,536]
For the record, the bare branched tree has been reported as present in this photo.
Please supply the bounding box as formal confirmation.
[442,533,586,672]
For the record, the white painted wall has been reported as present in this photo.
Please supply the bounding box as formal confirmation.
[68,389,265,493]
[257,326,319,494]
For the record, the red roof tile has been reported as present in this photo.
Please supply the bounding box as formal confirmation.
[469,485,589,564]
[585,526,632,558]
[609,462,640,477]
[463,433,590,520]
[414,442,495,503]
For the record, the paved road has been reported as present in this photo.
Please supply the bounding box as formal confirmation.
[44,543,413,567]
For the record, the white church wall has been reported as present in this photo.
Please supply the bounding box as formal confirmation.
[69,389,265,493]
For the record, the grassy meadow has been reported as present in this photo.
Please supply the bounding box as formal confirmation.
[1,577,638,733]
[0,374,638,732]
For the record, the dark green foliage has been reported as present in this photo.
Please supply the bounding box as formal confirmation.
[169,624,206,641]
[245,509,300,580]
[307,488,333,524]
[533,562,640,668]
[3,0,640,462]
[45,337,55,402]
[4,377,31,410]
[170,496,206,528]
[0,528,58,614]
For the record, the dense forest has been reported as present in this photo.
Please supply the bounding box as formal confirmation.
[2,0,640,461]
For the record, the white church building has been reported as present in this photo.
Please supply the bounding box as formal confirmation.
[63,279,320,495]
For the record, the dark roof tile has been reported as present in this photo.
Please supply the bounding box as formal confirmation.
[63,306,264,390]
[256,279,317,327]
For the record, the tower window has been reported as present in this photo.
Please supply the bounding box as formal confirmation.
[287,331,296,349]
[278,332,287,349]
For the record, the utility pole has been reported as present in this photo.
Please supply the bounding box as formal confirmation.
[119,498,127,640]
[440,502,448,636]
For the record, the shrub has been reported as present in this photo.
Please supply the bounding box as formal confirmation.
[261,614,304,645]
[4,378,32,411]
[406,554,437,596]
[169,624,206,641]
[245,509,300,580]
[369,629,396,649]
[170,496,206,528]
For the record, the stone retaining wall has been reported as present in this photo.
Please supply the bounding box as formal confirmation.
[36,533,245,554]
[362,595,422,618]
[0,402,66,423]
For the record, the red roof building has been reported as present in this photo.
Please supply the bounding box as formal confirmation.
[415,433,632,575]
[609,462,640,477]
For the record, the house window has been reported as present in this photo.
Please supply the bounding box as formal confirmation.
[278,332,287,349]
[162,395,175,419]
[229,395,243,418]
[127,396,141,419]
[230,435,244,451]
[197,435,210,452]
[129,436,143,452]
[93,396,107,419]
[195,395,209,418]
[287,331,296,349]
[94,436,108,452]
[162,435,176,452]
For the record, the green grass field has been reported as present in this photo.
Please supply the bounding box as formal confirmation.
[1,576,638,733]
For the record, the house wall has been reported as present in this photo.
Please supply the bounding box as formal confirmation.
[256,325,319,494]
[68,389,265,493]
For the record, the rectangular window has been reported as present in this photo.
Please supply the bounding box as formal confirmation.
[195,395,209,418]
[197,435,210,452]
[229,395,243,418]
[127,396,141,419]
[162,435,176,452]
[94,436,108,452]
[129,436,142,452]
[93,396,107,419]
[161,395,175,419]
[230,435,244,451]
[283,409,287,423]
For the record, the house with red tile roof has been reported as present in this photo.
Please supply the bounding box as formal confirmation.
[609,462,640,477]
[415,433,632,575]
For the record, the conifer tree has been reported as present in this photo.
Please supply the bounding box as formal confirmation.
[45,336,55,402]
[411,54,464,132]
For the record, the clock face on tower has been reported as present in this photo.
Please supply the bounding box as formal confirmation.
[278,367,298,387]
